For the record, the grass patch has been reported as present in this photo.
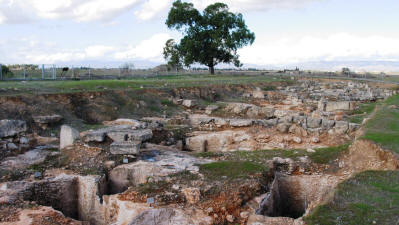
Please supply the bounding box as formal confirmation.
[304,170,399,225]
[308,144,350,164]
[363,94,399,154]
[199,161,267,180]
[0,74,285,95]
[348,101,378,124]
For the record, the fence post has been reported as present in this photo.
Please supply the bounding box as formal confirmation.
[71,66,74,79]
[89,65,91,79]
[0,64,2,80]
[52,65,56,79]
[23,66,26,80]
[42,64,45,79]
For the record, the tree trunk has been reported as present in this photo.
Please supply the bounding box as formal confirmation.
[209,66,215,75]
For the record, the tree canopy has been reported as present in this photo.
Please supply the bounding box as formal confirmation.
[164,0,255,74]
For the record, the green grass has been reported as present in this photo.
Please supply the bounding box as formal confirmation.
[363,94,399,154]
[0,74,284,95]
[195,144,350,165]
[304,170,399,225]
[348,102,378,124]
[199,161,267,180]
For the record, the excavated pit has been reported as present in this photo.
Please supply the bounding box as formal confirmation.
[257,173,341,219]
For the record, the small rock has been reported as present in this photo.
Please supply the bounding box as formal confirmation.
[205,105,219,115]
[104,161,116,169]
[182,100,196,108]
[7,143,18,150]
[206,207,214,214]
[277,123,291,133]
[307,148,316,153]
[292,136,302,144]
[182,187,200,204]
[19,137,29,145]
[176,140,183,151]
[240,211,250,219]
[311,137,320,143]
[226,214,235,223]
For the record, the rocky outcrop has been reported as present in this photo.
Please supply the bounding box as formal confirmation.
[0,120,27,138]
[33,114,63,129]
[108,149,209,193]
[127,208,212,225]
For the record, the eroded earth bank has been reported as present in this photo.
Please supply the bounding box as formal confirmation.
[1,79,398,225]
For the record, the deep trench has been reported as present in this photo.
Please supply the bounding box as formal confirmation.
[256,173,307,219]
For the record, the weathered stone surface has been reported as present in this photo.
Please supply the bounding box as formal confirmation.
[33,114,63,125]
[226,103,253,114]
[0,148,58,170]
[229,119,253,127]
[60,125,79,149]
[107,129,153,142]
[7,142,18,150]
[289,124,308,137]
[334,121,349,134]
[325,101,355,112]
[186,130,253,152]
[306,118,322,129]
[182,99,196,108]
[205,105,219,115]
[128,208,212,225]
[322,119,335,130]
[110,141,141,155]
[0,206,83,225]
[183,187,201,204]
[252,90,265,99]
[82,130,106,143]
[109,150,209,193]
[103,118,143,127]
[0,120,27,138]
[277,123,291,133]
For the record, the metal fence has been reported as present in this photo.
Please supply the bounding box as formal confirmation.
[0,64,218,81]
[0,64,392,83]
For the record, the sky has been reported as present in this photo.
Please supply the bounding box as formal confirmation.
[0,0,399,71]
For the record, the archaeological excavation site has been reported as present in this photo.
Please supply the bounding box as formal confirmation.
[0,77,398,225]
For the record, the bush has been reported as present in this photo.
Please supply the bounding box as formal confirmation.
[1,65,13,78]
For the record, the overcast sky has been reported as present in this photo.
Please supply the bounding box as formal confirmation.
[0,0,398,70]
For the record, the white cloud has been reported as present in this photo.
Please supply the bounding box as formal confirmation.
[239,33,399,65]
[114,33,172,60]
[191,0,321,12]
[85,45,115,58]
[0,33,172,64]
[134,0,172,20]
[0,0,142,24]
[0,0,323,24]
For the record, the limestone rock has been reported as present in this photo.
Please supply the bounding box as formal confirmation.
[128,208,212,225]
[252,89,265,99]
[109,150,208,193]
[292,137,302,144]
[205,105,219,115]
[306,118,322,129]
[277,123,291,133]
[229,119,253,127]
[107,129,153,142]
[103,118,144,127]
[183,187,201,204]
[0,120,27,138]
[182,99,196,108]
[60,125,79,149]
[110,141,141,155]
[33,114,63,126]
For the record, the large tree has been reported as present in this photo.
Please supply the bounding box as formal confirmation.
[164,0,255,74]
